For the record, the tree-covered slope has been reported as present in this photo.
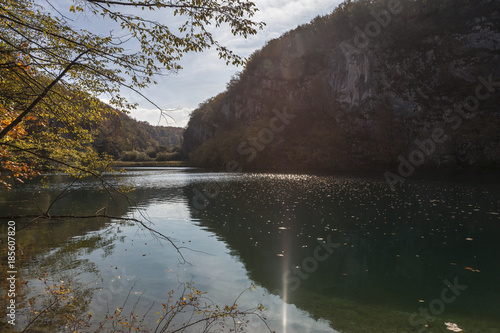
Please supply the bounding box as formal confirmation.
[93,110,184,159]
[183,0,500,173]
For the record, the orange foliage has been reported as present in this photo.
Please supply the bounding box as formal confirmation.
[0,109,40,189]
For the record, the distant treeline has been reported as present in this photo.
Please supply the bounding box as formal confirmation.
[94,111,185,161]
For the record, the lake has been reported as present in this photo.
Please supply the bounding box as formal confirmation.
[1,168,499,333]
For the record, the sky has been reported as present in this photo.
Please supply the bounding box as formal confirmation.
[46,0,342,128]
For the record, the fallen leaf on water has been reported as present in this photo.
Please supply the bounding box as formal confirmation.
[464,267,481,272]
[444,322,463,332]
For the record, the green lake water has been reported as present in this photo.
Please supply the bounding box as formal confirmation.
[1,168,499,333]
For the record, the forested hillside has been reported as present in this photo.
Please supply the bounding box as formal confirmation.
[183,0,500,173]
[93,110,184,160]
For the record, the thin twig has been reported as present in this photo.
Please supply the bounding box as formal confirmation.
[0,213,186,263]
[21,299,59,333]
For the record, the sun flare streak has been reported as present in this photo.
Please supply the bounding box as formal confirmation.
[282,254,289,333]
[282,281,288,333]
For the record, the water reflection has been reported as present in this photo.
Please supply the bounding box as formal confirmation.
[1,169,336,332]
[1,169,499,333]
[184,172,500,332]
[0,174,132,331]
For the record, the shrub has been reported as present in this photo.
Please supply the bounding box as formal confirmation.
[135,152,150,162]
[120,150,151,161]
[120,150,140,161]
[145,146,157,158]
[156,152,177,161]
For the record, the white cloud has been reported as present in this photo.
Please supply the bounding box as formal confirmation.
[128,107,194,128]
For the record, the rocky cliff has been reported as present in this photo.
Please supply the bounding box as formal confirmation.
[183,0,500,174]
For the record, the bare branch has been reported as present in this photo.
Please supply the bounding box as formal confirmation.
[0,213,187,263]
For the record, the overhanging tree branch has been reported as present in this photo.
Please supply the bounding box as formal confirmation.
[0,50,90,140]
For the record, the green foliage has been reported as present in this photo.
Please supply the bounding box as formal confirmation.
[120,150,145,161]
[94,110,184,159]
[156,151,181,162]
[121,146,183,162]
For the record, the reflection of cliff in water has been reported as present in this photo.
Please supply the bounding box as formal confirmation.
[184,174,500,324]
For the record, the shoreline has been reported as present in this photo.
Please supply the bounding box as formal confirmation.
[111,161,500,176]
[110,160,193,168]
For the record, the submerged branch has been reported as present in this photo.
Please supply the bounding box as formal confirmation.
[0,213,187,263]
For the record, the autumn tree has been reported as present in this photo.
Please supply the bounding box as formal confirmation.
[0,0,264,188]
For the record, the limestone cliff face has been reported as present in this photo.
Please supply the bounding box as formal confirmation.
[183,0,500,171]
